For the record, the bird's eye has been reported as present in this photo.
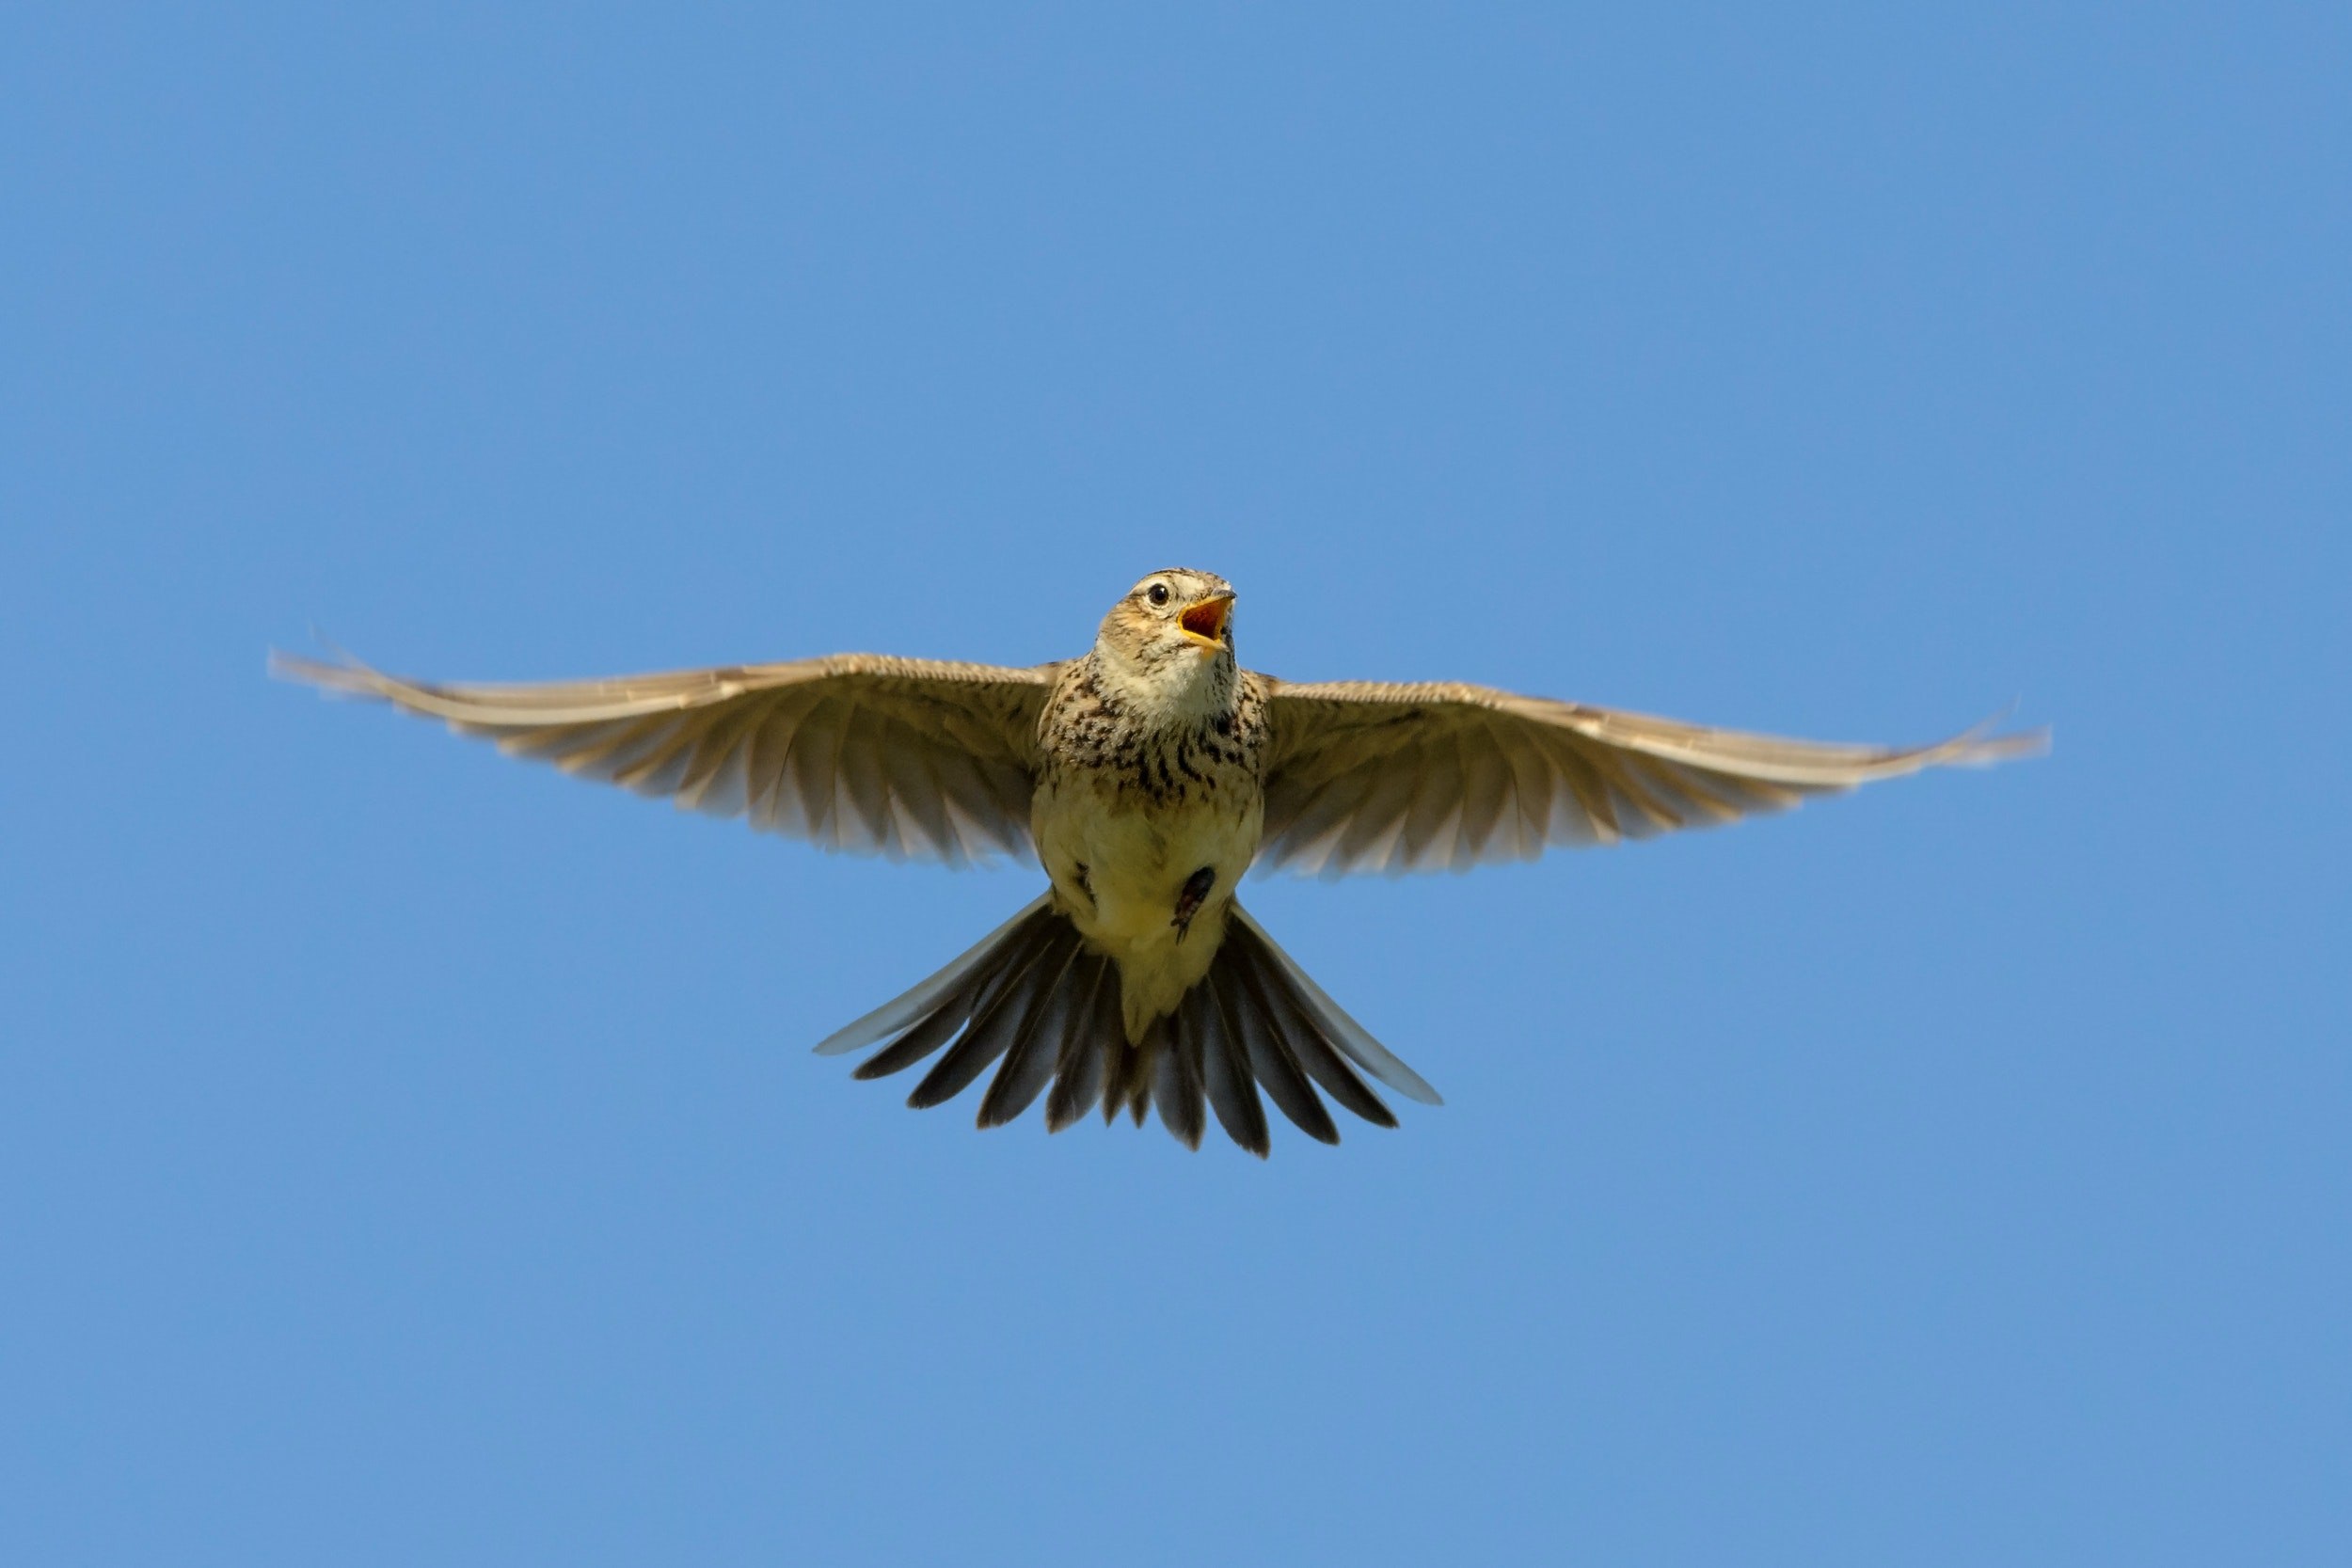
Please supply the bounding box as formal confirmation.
[1147,583,1170,607]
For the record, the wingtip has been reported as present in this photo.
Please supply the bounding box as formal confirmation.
[267,640,385,698]
[1944,711,2051,768]
[265,646,313,681]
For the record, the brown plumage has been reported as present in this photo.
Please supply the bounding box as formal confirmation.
[276,567,2042,1154]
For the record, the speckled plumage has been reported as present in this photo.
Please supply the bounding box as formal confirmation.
[1030,569,1270,1050]
[278,567,2040,1154]
[1036,654,1265,808]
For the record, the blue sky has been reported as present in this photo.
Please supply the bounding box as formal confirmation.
[3,5,2344,1563]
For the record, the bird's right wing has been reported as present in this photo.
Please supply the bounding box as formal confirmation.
[1257,677,2042,877]
[274,650,1065,865]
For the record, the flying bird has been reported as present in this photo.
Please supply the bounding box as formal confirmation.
[277,568,2040,1155]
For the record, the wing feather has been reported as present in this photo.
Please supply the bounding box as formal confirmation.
[277,650,1063,864]
[1493,713,1561,857]
[743,696,810,834]
[1258,676,2042,877]
[1398,733,1468,872]
[882,720,960,863]
[672,693,771,815]
[833,701,900,856]
[788,696,849,848]
[1331,758,1422,877]
[1268,765,1381,879]
[1451,721,1512,870]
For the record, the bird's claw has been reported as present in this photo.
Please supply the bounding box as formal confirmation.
[1171,866,1216,941]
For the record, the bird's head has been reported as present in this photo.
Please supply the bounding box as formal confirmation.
[1094,568,1238,713]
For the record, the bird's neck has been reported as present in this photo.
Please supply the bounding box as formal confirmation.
[1088,641,1237,729]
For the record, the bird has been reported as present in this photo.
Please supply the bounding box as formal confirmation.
[276,567,2042,1156]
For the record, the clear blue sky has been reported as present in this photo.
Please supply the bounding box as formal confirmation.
[4,6,2344,1563]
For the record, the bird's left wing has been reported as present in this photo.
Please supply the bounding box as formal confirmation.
[275,651,1065,865]
[1256,676,2042,877]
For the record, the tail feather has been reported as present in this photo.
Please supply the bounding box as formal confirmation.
[849,1001,970,1082]
[908,918,1073,1109]
[1043,968,1114,1131]
[822,895,1437,1152]
[977,946,1098,1127]
[1193,982,1272,1156]
[815,894,1054,1056]
[1227,954,1340,1145]
[1152,1016,1208,1149]
[1230,934,1398,1130]
[1234,907,1444,1107]
[1102,1033,1144,1129]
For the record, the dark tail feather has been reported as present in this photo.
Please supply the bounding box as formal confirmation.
[818,894,1438,1152]
[1191,981,1271,1156]
[849,1000,970,1083]
[908,918,1074,1109]
[1229,907,1443,1107]
[978,946,1101,1128]
[816,894,1056,1060]
[1042,960,1116,1132]
[1228,953,1340,1145]
[1151,1015,1207,1149]
[1103,1033,1146,1129]
[1231,935,1397,1130]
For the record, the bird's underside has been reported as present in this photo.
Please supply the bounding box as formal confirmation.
[277,568,2041,1154]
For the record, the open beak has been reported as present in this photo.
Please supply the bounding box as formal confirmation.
[1178,594,1233,649]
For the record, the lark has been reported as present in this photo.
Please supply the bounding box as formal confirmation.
[278,568,2041,1155]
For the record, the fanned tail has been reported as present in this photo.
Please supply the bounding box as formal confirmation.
[818,895,1439,1155]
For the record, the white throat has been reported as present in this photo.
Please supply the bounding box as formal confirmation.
[1093,635,1232,722]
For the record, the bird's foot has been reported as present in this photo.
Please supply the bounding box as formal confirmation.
[1171,866,1216,942]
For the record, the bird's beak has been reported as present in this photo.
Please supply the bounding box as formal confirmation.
[1178,594,1232,649]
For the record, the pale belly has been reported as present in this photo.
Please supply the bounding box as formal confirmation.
[1031,776,1263,1039]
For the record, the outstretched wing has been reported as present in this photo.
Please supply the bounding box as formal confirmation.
[275,650,1065,865]
[1256,677,2042,878]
